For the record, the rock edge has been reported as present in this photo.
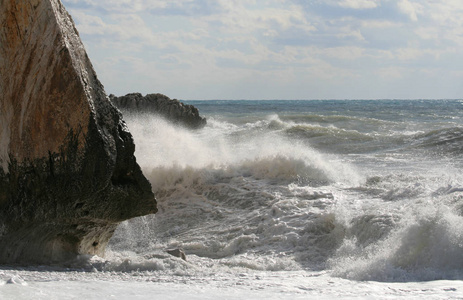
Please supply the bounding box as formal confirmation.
[110,93,207,129]
[0,0,157,264]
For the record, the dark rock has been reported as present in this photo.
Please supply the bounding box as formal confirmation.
[0,0,157,264]
[110,93,207,129]
[167,248,186,261]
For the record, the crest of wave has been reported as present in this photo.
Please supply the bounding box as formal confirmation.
[124,114,363,188]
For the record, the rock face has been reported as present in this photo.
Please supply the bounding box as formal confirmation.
[110,93,207,129]
[167,248,186,261]
[0,0,157,264]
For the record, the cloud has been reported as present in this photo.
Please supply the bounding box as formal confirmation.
[397,0,419,21]
[338,0,379,9]
[62,0,463,99]
[64,0,166,13]
[64,0,224,15]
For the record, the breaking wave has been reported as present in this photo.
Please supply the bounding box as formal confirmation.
[106,105,463,281]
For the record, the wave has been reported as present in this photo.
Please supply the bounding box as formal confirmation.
[106,164,463,280]
[330,205,463,281]
[276,117,463,157]
[104,111,463,281]
[123,114,362,185]
[106,113,361,268]
[148,155,334,195]
[207,114,394,155]
[329,169,463,281]
[282,114,390,127]
[407,127,463,155]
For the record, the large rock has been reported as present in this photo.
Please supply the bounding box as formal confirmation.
[110,93,207,129]
[0,0,157,264]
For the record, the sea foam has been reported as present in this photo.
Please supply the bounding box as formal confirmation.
[107,101,463,282]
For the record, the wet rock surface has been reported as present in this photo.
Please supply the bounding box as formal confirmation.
[110,93,207,129]
[0,0,156,264]
[167,248,187,261]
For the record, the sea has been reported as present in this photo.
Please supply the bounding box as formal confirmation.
[2,99,463,299]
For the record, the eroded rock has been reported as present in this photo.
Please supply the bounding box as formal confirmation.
[0,0,157,264]
[110,93,207,129]
[167,248,186,261]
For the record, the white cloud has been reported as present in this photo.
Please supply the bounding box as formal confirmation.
[397,0,418,21]
[360,20,398,29]
[62,0,463,99]
[394,47,430,61]
[321,46,366,60]
[338,0,379,9]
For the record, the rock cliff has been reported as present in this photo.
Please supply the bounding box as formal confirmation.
[0,0,157,264]
[110,93,207,129]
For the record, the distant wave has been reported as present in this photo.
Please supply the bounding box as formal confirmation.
[246,115,463,157]
[408,126,463,155]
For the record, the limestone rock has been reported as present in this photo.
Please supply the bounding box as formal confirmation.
[0,0,157,264]
[110,93,207,129]
[167,248,186,261]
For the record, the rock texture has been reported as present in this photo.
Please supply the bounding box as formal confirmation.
[167,248,186,261]
[0,0,157,264]
[110,93,207,129]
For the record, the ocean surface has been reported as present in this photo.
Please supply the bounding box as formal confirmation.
[2,99,463,299]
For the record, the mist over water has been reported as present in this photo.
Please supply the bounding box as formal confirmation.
[107,100,463,282]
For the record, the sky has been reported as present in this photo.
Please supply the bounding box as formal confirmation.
[62,0,463,100]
